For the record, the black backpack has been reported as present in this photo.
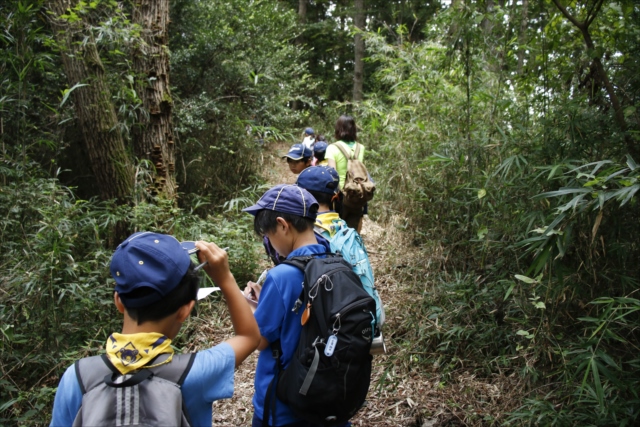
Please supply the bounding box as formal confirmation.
[263,254,376,427]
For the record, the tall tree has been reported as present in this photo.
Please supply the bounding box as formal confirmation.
[551,0,636,157]
[297,0,307,45]
[132,0,177,199]
[517,0,529,74]
[48,0,134,202]
[353,0,365,101]
[292,0,307,111]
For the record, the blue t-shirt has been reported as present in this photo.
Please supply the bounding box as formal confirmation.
[252,244,327,426]
[49,342,235,427]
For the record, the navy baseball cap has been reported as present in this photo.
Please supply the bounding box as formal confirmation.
[110,232,195,308]
[304,127,314,135]
[242,184,319,220]
[296,166,339,195]
[282,143,312,161]
[313,140,328,153]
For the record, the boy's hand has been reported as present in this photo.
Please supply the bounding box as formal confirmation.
[244,281,262,302]
[194,241,232,286]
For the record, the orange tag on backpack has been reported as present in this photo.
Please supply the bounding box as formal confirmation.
[301,303,311,325]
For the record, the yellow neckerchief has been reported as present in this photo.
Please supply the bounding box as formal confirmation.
[105,332,174,375]
[315,211,342,238]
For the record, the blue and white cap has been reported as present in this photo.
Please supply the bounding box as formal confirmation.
[242,184,319,220]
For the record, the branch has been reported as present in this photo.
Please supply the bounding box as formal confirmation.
[585,0,605,28]
[551,0,584,30]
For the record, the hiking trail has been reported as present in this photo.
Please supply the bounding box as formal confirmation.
[200,141,515,427]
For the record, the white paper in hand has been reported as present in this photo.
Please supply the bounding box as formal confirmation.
[197,287,220,300]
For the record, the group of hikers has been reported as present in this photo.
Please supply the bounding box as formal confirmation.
[49,115,381,427]
[281,115,374,234]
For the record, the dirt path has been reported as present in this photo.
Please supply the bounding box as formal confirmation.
[201,141,518,426]
[201,141,426,426]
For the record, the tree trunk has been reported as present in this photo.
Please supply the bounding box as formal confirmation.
[517,0,528,74]
[132,0,177,200]
[551,0,636,158]
[292,0,307,111]
[48,0,134,202]
[297,0,307,45]
[353,0,365,102]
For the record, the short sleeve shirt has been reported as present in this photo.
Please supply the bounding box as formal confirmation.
[302,136,315,151]
[49,342,236,427]
[325,141,365,188]
[252,244,327,425]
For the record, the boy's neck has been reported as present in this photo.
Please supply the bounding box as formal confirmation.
[120,314,178,339]
[318,203,333,212]
[291,229,319,252]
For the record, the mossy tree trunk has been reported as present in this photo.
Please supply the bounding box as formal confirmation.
[132,0,177,200]
[48,0,134,203]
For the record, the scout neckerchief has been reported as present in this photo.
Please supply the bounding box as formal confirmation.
[106,332,174,375]
[315,211,341,238]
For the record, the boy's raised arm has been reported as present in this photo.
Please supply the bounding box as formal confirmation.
[196,241,260,367]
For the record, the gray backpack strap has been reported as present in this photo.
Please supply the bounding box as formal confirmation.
[148,353,196,385]
[74,355,112,394]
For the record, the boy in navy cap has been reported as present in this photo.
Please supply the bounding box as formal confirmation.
[50,232,260,427]
[312,140,328,166]
[282,143,313,175]
[243,185,342,427]
[295,166,342,238]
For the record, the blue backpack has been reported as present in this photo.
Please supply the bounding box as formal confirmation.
[317,219,385,330]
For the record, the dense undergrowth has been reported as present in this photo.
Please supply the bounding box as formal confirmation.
[344,5,640,425]
[0,153,265,425]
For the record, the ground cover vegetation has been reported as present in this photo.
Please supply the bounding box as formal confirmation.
[1,0,638,425]
[350,0,640,424]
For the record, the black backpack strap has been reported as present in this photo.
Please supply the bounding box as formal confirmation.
[74,360,87,395]
[281,255,312,271]
[175,353,197,386]
[104,368,154,388]
[263,340,284,427]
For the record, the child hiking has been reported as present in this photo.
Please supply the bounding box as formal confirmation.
[312,139,329,166]
[242,185,366,427]
[282,143,313,175]
[49,232,260,427]
[301,127,315,151]
[296,166,386,350]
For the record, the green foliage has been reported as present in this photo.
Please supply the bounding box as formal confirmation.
[0,152,262,424]
[170,0,307,203]
[356,1,640,424]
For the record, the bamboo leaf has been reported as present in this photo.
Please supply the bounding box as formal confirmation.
[60,83,88,107]
[515,274,537,284]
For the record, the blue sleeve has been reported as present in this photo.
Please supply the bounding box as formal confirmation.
[50,365,82,427]
[181,342,236,426]
[254,273,286,344]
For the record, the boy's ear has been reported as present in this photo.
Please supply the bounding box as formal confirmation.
[114,292,126,314]
[275,216,289,230]
[176,300,196,323]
